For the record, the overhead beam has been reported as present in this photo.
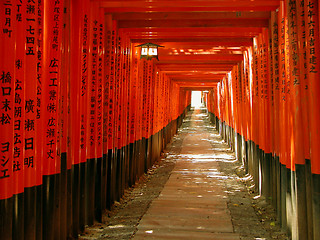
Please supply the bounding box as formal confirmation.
[99,1,279,8]
[99,1,280,12]
[167,72,227,77]
[163,70,228,74]
[131,38,253,45]
[156,64,234,72]
[123,27,262,33]
[180,87,216,91]
[160,49,244,56]
[159,67,233,72]
[118,19,269,28]
[158,40,252,47]
[158,54,243,62]
[171,79,223,82]
[112,11,271,20]
[156,63,237,68]
[102,7,278,12]
[170,77,225,81]
[177,84,218,89]
[125,29,262,38]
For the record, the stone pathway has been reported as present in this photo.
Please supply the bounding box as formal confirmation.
[80,107,287,240]
[132,108,240,239]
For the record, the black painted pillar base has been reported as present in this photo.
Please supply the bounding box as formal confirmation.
[120,146,126,197]
[143,138,148,174]
[0,197,12,240]
[101,154,108,212]
[86,157,96,226]
[244,139,249,174]
[60,152,68,239]
[24,186,36,240]
[106,149,113,210]
[247,140,253,177]
[275,156,281,220]
[36,184,43,240]
[133,141,139,183]
[295,164,308,239]
[252,143,259,193]
[95,157,103,223]
[215,116,219,132]
[305,159,313,240]
[13,193,24,240]
[262,153,272,201]
[286,167,292,236]
[124,144,130,190]
[79,161,86,232]
[137,139,144,179]
[279,164,287,231]
[257,146,263,194]
[42,174,56,240]
[128,143,134,188]
[114,148,120,202]
[66,168,72,239]
[312,173,320,240]
[270,154,276,208]
[71,163,80,236]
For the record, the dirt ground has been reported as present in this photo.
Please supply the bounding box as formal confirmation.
[79,113,289,240]
[217,149,289,240]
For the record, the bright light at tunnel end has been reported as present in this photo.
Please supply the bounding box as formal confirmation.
[191,91,202,108]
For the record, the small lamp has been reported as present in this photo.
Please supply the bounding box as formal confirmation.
[136,43,164,60]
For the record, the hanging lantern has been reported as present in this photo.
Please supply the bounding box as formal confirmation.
[136,43,164,60]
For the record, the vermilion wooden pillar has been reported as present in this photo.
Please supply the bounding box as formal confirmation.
[241,61,246,164]
[0,1,15,239]
[262,28,272,202]
[286,0,308,238]
[270,10,281,218]
[119,31,127,197]
[245,49,253,175]
[70,0,83,235]
[136,56,143,178]
[146,60,154,169]
[13,0,26,237]
[95,5,105,222]
[128,44,137,186]
[79,0,90,232]
[104,14,114,210]
[252,36,261,191]
[114,22,122,202]
[123,34,130,191]
[85,1,98,226]
[60,0,71,238]
[24,0,38,238]
[36,1,44,239]
[278,0,288,229]
[247,46,256,189]
[305,0,320,238]
[295,2,313,237]
[42,1,64,239]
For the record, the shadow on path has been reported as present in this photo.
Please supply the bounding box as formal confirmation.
[79,108,288,240]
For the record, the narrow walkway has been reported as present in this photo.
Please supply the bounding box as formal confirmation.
[133,108,240,239]
[80,108,286,240]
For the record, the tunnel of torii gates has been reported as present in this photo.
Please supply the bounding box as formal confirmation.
[1,0,320,239]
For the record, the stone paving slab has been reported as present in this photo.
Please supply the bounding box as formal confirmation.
[159,188,227,197]
[150,199,228,209]
[137,216,234,233]
[134,229,240,240]
[144,205,231,220]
